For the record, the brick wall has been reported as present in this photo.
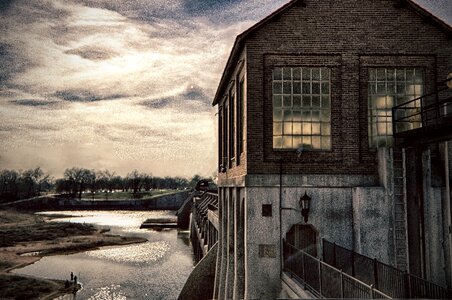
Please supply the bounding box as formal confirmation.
[217,0,452,181]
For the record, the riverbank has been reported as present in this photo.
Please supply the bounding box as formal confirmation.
[0,209,147,299]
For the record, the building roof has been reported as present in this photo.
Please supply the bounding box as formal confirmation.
[212,0,452,106]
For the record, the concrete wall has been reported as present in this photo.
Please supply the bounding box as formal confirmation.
[422,148,447,286]
[352,187,393,264]
[218,173,395,299]
[3,191,190,211]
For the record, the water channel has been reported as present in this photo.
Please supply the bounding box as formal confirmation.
[12,210,196,299]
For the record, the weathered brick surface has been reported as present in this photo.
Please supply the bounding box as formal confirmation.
[216,0,452,180]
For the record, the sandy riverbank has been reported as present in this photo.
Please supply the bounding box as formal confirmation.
[0,209,147,300]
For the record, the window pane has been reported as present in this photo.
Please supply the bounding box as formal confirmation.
[302,68,311,80]
[293,122,302,134]
[293,95,301,107]
[312,123,320,135]
[312,68,320,80]
[273,82,282,94]
[283,110,292,122]
[283,96,291,107]
[321,82,329,94]
[293,110,302,122]
[283,136,293,148]
[312,96,320,108]
[283,122,293,135]
[273,68,282,80]
[321,96,330,108]
[273,95,282,107]
[283,82,292,94]
[274,109,282,122]
[273,123,282,135]
[293,68,301,80]
[293,82,301,94]
[312,83,320,94]
[274,136,282,148]
[283,68,292,80]
[321,68,330,80]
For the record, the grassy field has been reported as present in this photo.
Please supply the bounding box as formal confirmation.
[81,189,183,200]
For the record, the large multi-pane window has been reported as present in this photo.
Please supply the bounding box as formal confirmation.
[273,67,331,150]
[368,68,423,148]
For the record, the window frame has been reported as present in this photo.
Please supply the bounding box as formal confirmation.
[272,66,332,151]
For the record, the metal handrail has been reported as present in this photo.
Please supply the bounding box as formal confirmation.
[283,240,391,299]
[323,239,452,299]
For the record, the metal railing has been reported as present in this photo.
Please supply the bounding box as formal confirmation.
[392,77,452,135]
[283,240,391,299]
[323,239,452,299]
[190,192,218,262]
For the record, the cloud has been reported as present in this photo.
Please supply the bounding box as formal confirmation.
[1,0,449,178]
[64,46,119,61]
[9,99,61,108]
[141,85,211,110]
[53,90,124,102]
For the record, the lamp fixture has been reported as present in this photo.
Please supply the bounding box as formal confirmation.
[299,191,311,223]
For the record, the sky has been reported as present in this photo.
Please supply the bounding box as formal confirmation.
[0,0,451,178]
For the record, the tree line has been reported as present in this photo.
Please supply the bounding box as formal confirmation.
[0,167,208,202]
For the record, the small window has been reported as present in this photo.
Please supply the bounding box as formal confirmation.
[262,204,272,217]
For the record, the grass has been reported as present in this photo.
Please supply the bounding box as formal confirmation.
[81,189,183,200]
[0,274,76,300]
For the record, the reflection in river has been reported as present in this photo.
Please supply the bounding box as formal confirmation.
[12,210,195,300]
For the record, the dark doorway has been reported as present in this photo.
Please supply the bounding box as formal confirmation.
[286,224,318,257]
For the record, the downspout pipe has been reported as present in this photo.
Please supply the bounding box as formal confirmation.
[279,158,283,278]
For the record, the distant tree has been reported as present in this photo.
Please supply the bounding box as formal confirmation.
[19,167,50,198]
[142,173,153,191]
[189,174,203,188]
[127,170,143,198]
[63,167,95,199]
[97,170,116,200]
[0,169,19,201]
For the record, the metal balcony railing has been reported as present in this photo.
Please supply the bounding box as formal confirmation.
[392,77,452,136]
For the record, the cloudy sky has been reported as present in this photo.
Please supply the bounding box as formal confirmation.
[0,0,450,178]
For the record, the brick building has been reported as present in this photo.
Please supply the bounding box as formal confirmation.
[212,0,452,299]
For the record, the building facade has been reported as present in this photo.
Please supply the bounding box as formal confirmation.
[212,0,452,298]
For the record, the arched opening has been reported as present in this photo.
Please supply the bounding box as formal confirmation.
[285,223,318,257]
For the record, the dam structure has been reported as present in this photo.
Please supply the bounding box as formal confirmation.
[183,0,452,299]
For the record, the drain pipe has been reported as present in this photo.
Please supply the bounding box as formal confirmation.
[444,141,452,288]
[279,158,283,278]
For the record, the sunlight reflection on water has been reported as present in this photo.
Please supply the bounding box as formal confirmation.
[87,285,126,300]
[86,241,170,263]
[15,210,195,300]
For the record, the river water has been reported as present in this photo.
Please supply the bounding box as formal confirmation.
[12,210,195,300]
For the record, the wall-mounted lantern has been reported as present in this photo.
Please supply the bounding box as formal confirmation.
[299,191,311,223]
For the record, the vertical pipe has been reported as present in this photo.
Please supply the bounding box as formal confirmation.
[279,158,283,278]
[444,141,452,288]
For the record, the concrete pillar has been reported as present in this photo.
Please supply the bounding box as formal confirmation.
[224,188,235,299]
[441,141,452,288]
[213,189,223,299]
[233,188,245,299]
[217,188,228,299]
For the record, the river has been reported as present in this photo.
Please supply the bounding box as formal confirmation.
[11,210,195,300]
